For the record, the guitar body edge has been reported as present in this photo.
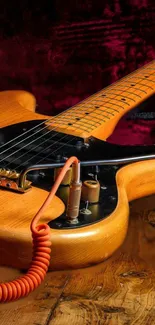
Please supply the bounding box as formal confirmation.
[1,160,155,270]
[0,89,155,270]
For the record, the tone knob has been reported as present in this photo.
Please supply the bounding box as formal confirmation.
[54,167,72,185]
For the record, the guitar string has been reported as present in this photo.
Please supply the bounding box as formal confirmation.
[0,103,92,156]
[0,61,154,155]
[9,73,155,170]
[4,71,155,168]
[0,85,114,163]
[16,136,77,170]
[0,97,105,165]
[3,70,155,168]
[0,62,154,162]
[5,132,75,168]
[0,117,55,149]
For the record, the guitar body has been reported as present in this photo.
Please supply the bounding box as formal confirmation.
[0,61,155,271]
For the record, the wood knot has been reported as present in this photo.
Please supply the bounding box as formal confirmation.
[101,306,125,313]
[148,211,155,227]
[119,270,148,278]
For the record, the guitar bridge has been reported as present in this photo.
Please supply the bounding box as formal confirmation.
[0,169,31,193]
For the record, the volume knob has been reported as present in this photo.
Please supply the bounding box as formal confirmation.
[81,180,100,203]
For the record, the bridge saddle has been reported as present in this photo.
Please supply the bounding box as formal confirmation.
[0,168,31,193]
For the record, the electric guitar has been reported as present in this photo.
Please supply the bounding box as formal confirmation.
[0,60,155,272]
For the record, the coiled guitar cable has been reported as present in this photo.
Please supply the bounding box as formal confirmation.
[0,156,79,302]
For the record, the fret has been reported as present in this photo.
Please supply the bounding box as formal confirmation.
[52,61,155,139]
[101,99,125,110]
[144,68,155,72]
[94,99,108,105]
[63,111,89,119]
[115,82,147,94]
[86,115,103,123]
[71,107,95,115]
[127,77,154,89]
[105,90,136,103]
[131,83,153,93]
[102,106,119,114]
[108,82,150,95]
[85,104,120,116]
[94,104,115,115]
[58,117,98,129]
[64,107,89,114]
[101,103,120,113]
[84,112,105,121]
[100,93,116,99]
[91,98,127,109]
[63,109,94,119]
[54,106,113,129]
[90,112,110,120]
[106,87,142,99]
[76,118,101,128]
[141,70,155,75]
[96,107,115,116]
[69,107,106,121]
[94,103,119,115]
[126,81,154,92]
[85,103,121,121]
[88,101,120,114]
[73,102,103,114]
[80,117,102,127]
[51,118,90,132]
[71,110,107,125]
[100,94,129,107]
[115,74,155,88]
[52,118,69,125]
[106,97,129,107]
[137,69,155,74]
[54,113,101,129]
[135,74,155,82]
[75,123,94,131]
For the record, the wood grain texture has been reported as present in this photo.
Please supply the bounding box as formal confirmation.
[49,195,155,325]
[1,88,155,271]
[49,60,155,139]
[1,195,155,324]
[0,90,50,127]
[2,157,155,271]
[0,267,70,325]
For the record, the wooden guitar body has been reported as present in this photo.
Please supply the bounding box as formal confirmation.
[1,154,155,270]
[0,61,155,271]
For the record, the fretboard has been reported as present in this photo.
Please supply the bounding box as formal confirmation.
[48,60,155,140]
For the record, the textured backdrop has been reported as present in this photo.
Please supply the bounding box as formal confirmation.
[0,0,155,145]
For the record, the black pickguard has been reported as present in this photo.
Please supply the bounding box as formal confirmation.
[1,120,155,167]
[1,120,155,229]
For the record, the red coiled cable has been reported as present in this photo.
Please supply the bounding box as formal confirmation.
[0,156,79,302]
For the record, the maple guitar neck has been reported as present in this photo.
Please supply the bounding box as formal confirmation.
[49,60,155,140]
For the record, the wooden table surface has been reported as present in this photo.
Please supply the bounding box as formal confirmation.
[1,195,155,325]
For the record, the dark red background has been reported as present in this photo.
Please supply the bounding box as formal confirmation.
[0,0,155,145]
